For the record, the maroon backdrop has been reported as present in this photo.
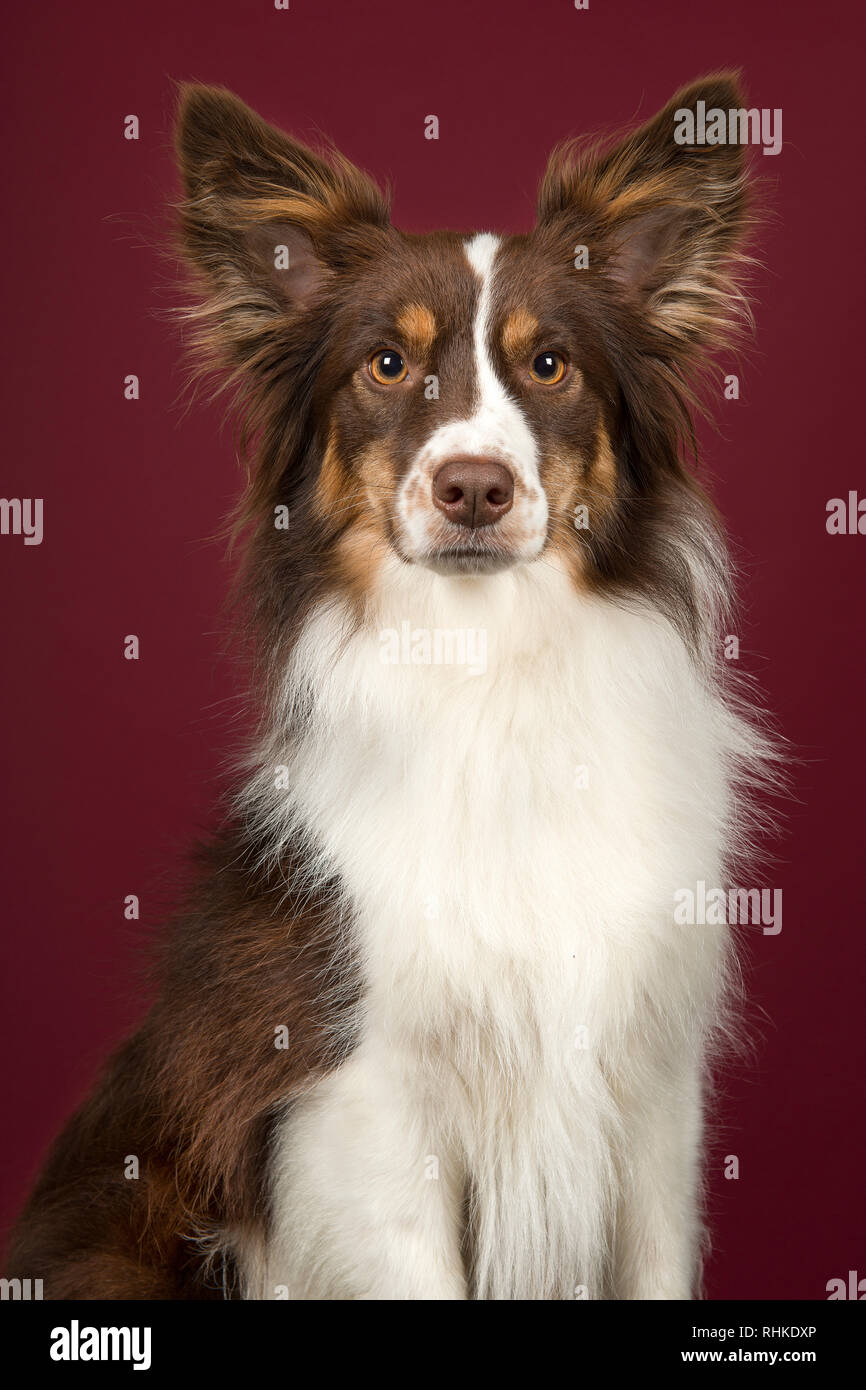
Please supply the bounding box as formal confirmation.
[1,0,863,1300]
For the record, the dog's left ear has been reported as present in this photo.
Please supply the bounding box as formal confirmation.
[538,73,751,349]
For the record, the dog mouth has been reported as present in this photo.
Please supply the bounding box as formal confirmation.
[420,533,523,576]
[424,549,517,576]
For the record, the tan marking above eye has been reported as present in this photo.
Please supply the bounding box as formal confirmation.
[395,303,437,358]
[501,308,539,360]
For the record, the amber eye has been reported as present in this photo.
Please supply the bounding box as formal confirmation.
[529,351,567,385]
[369,349,408,384]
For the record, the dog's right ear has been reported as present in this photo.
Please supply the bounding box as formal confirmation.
[175,85,389,362]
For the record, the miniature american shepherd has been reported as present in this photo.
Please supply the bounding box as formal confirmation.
[10,73,775,1300]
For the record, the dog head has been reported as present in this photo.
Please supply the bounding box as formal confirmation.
[176,76,751,631]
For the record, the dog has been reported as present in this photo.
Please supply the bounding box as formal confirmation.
[8,72,774,1300]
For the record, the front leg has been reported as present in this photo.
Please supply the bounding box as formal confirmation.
[257,1036,467,1300]
[612,1054,705,1300]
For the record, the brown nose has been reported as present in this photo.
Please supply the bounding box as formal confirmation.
[431,459,514,529]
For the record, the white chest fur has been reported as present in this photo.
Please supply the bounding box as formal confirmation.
[242,556,751,1299]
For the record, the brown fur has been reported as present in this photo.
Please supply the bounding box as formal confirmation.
[8,837,359,1297]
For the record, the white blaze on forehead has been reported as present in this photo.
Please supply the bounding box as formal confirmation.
[395,232,548,562]
[434,233,542,482]
[465,233,538,463]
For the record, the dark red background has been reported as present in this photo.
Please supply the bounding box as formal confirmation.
[1,0,863,1299]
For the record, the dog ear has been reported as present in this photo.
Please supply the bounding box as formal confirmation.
[175,85,389,360]
[538,73,752,350]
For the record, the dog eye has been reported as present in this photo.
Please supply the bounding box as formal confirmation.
[369,349,408,385]
[529,352,567,385]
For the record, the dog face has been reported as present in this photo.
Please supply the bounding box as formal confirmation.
[176,76,749,622]
[299,226,617,578]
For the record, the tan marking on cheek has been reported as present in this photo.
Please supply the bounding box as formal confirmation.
[314,428,353,522]
[325,439,397,610]
[396,303,437,358]
[544,460,591,591]
[333,520,389,614]
[315,431,397,539]
[547,424,617,520]
[591,425,617,499]
[501,308,539,361]
[355,439,399,506]
[542,449,583,523]
[545,424,620,588]
[311,430,390,608]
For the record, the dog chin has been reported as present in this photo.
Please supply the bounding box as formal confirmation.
[419,546,522,577]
